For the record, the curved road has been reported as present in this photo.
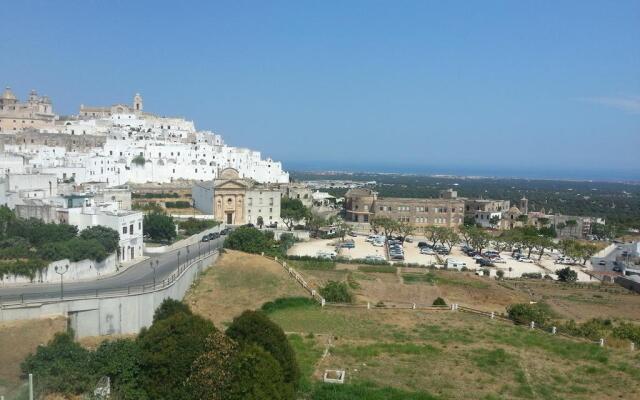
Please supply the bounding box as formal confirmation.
[0,237,223,303]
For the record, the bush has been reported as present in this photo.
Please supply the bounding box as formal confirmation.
[153,298,193,322]
[178,218,219,236]
[556,267,578,283]
[224,226,276,255]
[93,339,147,399]
[79,226,120,254]
[261,297,318,314]
[521,272,543,279]
[561,318,612,340]
[226,310,300,393]
[137,312,216,399]
[320,281,353,303]
[612,322,640,343]
[188,332,292,400]
[165,201,192,208]
[144,212,177,243]
[21,332,95,395]
[357,265,396,273]
[432,297,447,306]
[506,303,553,328]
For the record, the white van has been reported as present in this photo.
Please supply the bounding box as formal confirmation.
[446,259,467,270]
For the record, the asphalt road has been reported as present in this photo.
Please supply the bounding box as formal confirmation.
[592,242,638,271]
[0,237,224,303]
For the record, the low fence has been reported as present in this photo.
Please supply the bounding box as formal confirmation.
[258,253,636,352]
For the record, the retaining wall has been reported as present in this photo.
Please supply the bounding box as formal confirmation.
[0,254,118,285]
[0,251,218,338]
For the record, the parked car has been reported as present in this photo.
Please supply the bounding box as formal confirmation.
[418,242,429,248]
[220,228,230,235]
[519,258,534,263]
[491,257,506,263]
[340,241,355,249]
[477,258,495,267]
[317,251,337,259]
[420,247,436,255]
[404,237,413,243]
[372,241,385,247]
[613,266,623,272]
[201,235,210,242]
[598,260,607,266]
[348,231,358,237]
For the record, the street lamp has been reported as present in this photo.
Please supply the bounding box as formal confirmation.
[186,245,190,263]
[149,259,158,287]
[177,250,181,268]
[54,265,69,299]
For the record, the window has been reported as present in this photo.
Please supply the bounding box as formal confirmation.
[122,226,127,234]
[130,224,134,234]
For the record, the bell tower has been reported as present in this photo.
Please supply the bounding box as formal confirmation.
[133,93,143,113]
[520,196,529,215]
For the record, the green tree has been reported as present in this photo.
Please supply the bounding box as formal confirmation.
[143,212,177,243]
[432,297,447,306]
[224,344,291,400]
[93,339,148,399]
[280,198,309,231]
[153,298,193,323]
[188,332,291,400]
[79,225,120,254]
[257,215,264,229]
[489,215,500,228]
[224,226,274,254]
[137,312,216,400]
[556,266,578,283]
[226,310,300,393]
[21,332,95,396]
[397,221,415,243]
[370,216,400,237]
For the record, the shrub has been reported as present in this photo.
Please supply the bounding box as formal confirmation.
[224,226,275,255]
[144,212,177,243]
[132,155,146,166]
[556,267,578,283]
[137,312,216,400]
[506,303,552,328]
[521,272,543,279]
[225,344,292,400]
[226,310,300,392]
[178,218,219,236]
[357,265,396,273]
[612,322,640,343]
[153,298,193,322]
[261,297,318,313]
[79,226,120,254]
[432,297,447,306]
[165,201,192,209]
[320,281,353,303]
[21,332,95,395]
[93,339,147,399]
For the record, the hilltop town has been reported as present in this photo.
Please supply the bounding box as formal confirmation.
[1,87,639,400]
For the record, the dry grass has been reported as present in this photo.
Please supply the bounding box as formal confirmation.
[0,317,66,397]
[185,250,309,327]
[505,279,640,322]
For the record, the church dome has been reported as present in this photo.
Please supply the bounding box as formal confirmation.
[2,87,17,100]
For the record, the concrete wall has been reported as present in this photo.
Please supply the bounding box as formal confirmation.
[144,225,223,254]
[0,251,218,338]
[0,254,118,285]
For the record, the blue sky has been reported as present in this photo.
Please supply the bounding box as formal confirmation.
[1,1,638,179]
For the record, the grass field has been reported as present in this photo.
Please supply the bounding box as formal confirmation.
[186,250,640,399]
[267,304,640,400]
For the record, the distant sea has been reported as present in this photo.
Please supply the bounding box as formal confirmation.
[285,160,640,183]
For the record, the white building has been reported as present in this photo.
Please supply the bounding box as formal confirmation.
[63,203,144,263]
